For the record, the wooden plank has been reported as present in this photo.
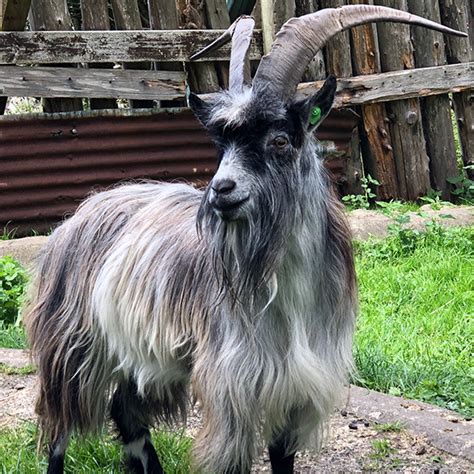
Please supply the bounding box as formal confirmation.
[407,0,458,200]
[0,0,30,114]
[111,0,154,108]
[81,0,118,110]
[439,0,473,179]
[299,62,474,107]
[2,62,470,103]
[348,0,398,200]
[0,29,263,64]
[0,66,186,99]
[375,0,429,201]
[29,0,82,113]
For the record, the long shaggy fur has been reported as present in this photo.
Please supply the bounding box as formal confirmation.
[25,103,356,473]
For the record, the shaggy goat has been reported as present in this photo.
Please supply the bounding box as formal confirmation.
[25,6,466,474]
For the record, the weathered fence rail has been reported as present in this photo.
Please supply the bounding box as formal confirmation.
[1,62,471,104]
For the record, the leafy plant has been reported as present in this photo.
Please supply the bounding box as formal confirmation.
[0,256,28,326]
[373,421,405,433]
[371,439,396,459]
[342,174,380,209]
[447,165,474,203]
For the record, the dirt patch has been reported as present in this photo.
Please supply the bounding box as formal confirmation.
[0,369,471,472]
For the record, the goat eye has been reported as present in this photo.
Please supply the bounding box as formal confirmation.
[273,136,289,148]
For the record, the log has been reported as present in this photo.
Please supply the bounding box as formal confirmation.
[0,66,186,100]
[175,0,220,94]
[348,0,398,200]
[28,0,82,113]
[375,0,429,201]
[319,0,361,194]
[407,0,458,200]
[0,0,31,114]
[147,0,185,107]
[81,0,118,110]
[0,29,263,64]
[439,0,473,179]
[111,0,154,108]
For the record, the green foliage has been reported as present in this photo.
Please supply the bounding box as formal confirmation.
[0,363,35,376]
[0,423,192,473]
[371,439,396,460]
[446,165,474,203]
[342,174,380,209]
[355,225,474,417]
[373,421,405,433]
[0,323,28,349]
[0,257,28,326]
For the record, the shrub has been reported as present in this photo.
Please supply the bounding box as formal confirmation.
[0,256,28,326]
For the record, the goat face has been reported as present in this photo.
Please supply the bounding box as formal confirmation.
[190,76,337,224]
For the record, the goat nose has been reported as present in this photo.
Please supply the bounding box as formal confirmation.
[212,179,236,195]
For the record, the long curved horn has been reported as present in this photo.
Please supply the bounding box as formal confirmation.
[253,5,467,102]
[190,16,255,93]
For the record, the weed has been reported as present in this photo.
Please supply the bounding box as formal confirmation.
[373,421,405,433]
[342,174,380,209]
[447,165,474,203]
[0,363,35,376]
[371,439,396,459]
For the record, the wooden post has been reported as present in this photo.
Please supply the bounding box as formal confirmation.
[81,0,118,110]
[260,0,274,55]
[375,0,430,201]
[0,0,31,114]
[147,0,185,107]
[29,0,82,113]
[348,0,399,200]
[111,0,154,108]
[176,0,220,94]
[295,0,326,81]
[439,0,473,179]
[319,0,362,195]
[407,0,458,199]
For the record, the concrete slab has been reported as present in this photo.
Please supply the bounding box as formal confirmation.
[349,385,473,463]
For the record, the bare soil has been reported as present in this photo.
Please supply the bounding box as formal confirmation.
[1,370,472,472]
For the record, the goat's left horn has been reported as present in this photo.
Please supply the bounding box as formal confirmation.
[253,5,467,102]
[190,16,255,92]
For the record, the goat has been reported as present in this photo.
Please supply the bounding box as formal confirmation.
[25,6,466,474]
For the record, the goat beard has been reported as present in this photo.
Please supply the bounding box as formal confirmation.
[197,176,301,311]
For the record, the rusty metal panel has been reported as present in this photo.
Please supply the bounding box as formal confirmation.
[0,108,357,236]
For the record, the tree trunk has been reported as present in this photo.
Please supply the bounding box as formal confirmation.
[29,0,82,113]
[348,0,399,200]
[375,0,430,200]
[81,0,118,110]
[439,0,473,179]
[407,0,458,199]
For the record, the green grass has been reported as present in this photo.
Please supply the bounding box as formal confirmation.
[0,323,27,349]
[354,224,473,417]
[0,423,192,473]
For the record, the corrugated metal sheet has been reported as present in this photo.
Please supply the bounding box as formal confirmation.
[0,107,357,236]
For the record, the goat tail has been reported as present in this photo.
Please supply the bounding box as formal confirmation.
[24,218,113,446]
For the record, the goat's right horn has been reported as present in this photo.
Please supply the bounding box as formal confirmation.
[190,16,255,93]
[253,5,468,103]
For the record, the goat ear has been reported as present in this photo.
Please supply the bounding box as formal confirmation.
[291,75,337,132]
[188,92,212,127]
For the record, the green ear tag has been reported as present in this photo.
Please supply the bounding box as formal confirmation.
[309,106,322,126]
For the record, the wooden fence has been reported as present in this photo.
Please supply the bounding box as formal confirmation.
[0,0,473,201]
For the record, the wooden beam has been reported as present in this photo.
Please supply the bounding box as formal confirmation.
[297,62,474,107]
[0,66,186,99]
[2,62,471,103]
[0,29,263,64]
